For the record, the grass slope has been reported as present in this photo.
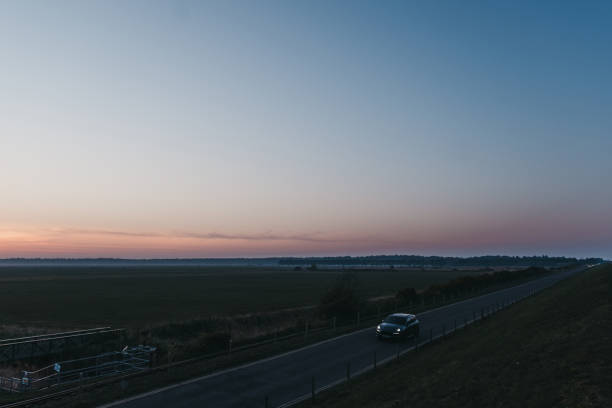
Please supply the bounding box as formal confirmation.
[300,263,611,408]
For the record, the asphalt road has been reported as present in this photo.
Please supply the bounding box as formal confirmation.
[101,266,588,408]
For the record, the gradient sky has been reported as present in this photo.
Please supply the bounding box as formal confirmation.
[1,1,611,258]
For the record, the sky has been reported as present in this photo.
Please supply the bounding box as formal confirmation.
[1,0,611,259]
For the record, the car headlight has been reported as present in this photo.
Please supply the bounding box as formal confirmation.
[396,327,401,332]
[376,325,381,330]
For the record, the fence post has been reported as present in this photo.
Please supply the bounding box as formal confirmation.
[443,325,446,338]
[305,321,309,338]
[333,317,337,331]
[429,328,433,343]
[346,362,351,382]
[311,376,316,403]
[228,338,232,355]
[374,351,377,369]
[357,312,360,326]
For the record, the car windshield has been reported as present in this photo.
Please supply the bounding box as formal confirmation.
[383,316,406,325]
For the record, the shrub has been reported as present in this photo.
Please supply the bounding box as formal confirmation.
[318,272,363,320]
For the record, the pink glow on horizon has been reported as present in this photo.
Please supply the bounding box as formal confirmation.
[0,220,608,259]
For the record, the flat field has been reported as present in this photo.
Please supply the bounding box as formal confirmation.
[0,266,484,330]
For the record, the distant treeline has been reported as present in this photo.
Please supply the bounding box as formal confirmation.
[397,266,550,304]
[0,255,603,268]
[0,258,281,267]
[279,255,602,268]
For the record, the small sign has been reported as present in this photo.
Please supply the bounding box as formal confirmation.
[54,363,61,373]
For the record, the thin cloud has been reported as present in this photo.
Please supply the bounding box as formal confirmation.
[177,231,337,243]
[58,228,163,238]
[51,228,337,243]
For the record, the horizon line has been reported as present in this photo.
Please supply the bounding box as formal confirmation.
[0,254,605,261]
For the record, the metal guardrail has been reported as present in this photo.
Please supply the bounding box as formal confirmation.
[0,346,155,393]
[0,328,112,345]
[0,328,124,363]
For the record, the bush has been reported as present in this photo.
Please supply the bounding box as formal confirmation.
[397,266,550,305]
[318,272,363,320]
[396,287,418,304]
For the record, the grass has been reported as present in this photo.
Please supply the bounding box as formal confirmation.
[295,263,611,408]
[0,266,486,330]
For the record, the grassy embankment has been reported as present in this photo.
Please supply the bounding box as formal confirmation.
[297,263,611,408]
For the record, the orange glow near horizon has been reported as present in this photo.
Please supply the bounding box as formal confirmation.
[0,222,608,259]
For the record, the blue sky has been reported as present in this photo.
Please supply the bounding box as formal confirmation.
[1,1,610,258]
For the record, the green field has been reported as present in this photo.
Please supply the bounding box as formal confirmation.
[0,266,485,330]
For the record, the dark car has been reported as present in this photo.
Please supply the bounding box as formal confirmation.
[376,313,420,340]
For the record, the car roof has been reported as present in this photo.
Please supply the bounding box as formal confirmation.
[388,313,415,318]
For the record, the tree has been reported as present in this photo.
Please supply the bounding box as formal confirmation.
[318,272,362,320]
